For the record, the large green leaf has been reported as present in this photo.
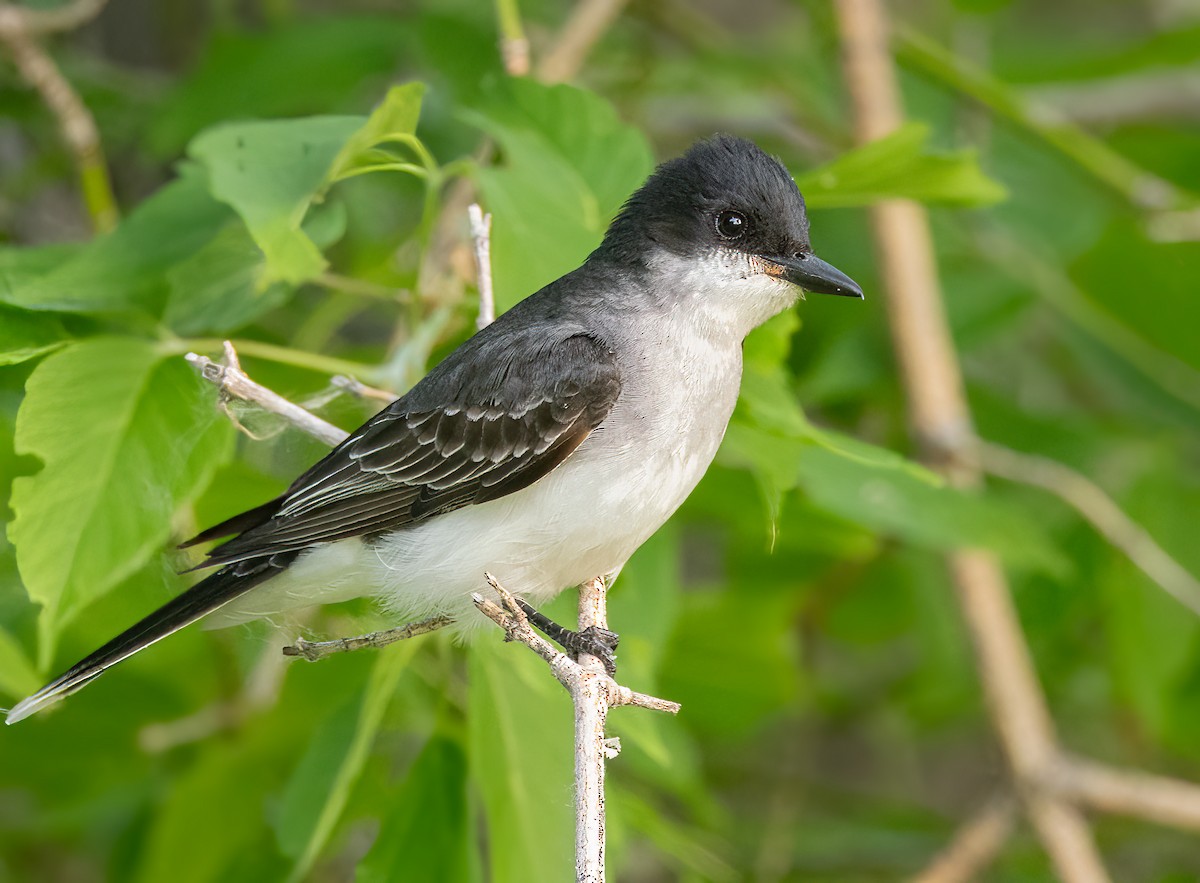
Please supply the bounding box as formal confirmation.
[0,305,68,366]
[189,116,363,284]
[797,123,1007,208]
[467,79,654,309]
[469,636,574,883]
[163,201,346,335]
[9,339,232,665]
[356,736,481,883]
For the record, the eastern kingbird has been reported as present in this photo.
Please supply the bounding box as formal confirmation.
[7,135,862,724]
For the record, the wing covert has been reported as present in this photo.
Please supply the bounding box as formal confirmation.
[199,332,621,565]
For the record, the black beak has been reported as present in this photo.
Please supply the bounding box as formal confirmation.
[763,253,864,299]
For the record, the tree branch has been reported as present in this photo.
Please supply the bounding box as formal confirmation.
[537,0,629,84]
[469,203,496,331]
[834,1,1112,879]
[186,341,350,447]
[911,793,1017,883]
[472,573,679,883]
[282,615,454,662]
[0,0,118,232]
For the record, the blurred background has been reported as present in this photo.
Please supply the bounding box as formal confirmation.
[1,0,1199,880]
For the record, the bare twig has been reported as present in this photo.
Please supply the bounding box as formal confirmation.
[472,573,679,883]
[912,793,1017,883]
[331,374,397,404]
[495,0,530,75]
[537,0,629,84]
[834,1,1112,879]
[282,615,453,662]
[979,441,1200,617]
[0,0,117,232]
[469,204,496,331]
[186,341,349,447]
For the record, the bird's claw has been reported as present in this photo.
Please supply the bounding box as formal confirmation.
[564,625,620,676]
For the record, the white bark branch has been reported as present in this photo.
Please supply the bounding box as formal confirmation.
[186,341,350,447]
[472,573,680,883]
[469,203,496,331]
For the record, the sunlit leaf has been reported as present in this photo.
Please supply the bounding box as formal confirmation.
[189,116,362,284]
[9,339,232,666]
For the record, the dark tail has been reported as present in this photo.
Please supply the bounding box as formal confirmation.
[5,554,294,725]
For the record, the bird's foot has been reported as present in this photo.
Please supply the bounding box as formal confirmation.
[515,599,619,676]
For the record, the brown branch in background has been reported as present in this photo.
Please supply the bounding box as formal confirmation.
[0,0,117,232]
[537,0,629,84]
[979,441,1200,617]
[186,341,350,447]
[833,0,1113,879]
[911,793,1017,883]
[1049,756,1200,833]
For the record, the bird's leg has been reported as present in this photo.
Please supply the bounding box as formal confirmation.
[514,599,619,676]
[282,614,454,662]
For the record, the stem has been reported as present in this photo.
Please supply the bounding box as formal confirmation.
[177,338,382,382]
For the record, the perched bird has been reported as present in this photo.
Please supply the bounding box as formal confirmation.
[7,135,862,724]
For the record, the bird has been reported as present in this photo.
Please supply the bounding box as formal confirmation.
[6,134,862,724]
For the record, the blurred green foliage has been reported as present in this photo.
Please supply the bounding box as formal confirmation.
[1,1,1199,881]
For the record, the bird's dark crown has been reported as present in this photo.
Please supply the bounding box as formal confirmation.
[593,135,812,266]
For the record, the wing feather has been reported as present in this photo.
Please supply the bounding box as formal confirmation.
[191,332,622,567]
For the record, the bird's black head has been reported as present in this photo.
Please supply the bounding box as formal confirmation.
[595,135,862,299]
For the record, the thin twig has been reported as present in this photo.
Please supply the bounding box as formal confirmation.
[331,374,397,404]
[834,1,1112,879]
[979,441,1200,617]
[472,573,679,883]
[282,615,454,662]
[911,793,1017,883]
[468,204,496,331]
[0,0,117,232]
[186,341,350,447]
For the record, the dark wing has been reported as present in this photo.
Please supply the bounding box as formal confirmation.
[193,331,622,567]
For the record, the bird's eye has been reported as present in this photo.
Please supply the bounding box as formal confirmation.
[715,210,748,240]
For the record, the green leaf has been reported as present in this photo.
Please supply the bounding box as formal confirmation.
[797,123,1007,208]
[0,171,231,315]
[163,201,346,335]
[356,736,481,883]
[0,625,40,699]
[9,339,232,666]
[328,82,427,182]
[793,444,1065,573]
[469,637,574,883]
[189,116,363,284]
[467,79,654,309]
[135,726,290,883]
[0,305,68,366]
[276,640,416,883]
